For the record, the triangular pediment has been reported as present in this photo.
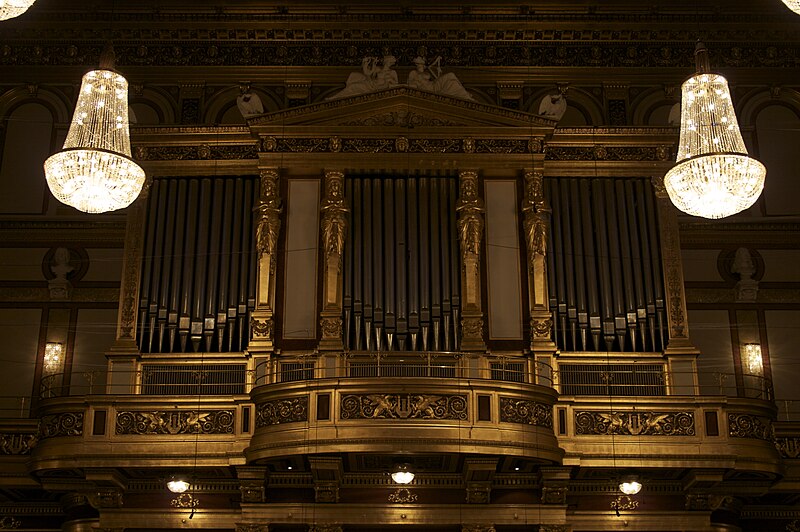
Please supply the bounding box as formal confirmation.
[247,86,556,130]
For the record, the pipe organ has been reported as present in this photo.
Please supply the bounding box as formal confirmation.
[137,176,258,353]
[342,174,461,352]
[546,177,667,353]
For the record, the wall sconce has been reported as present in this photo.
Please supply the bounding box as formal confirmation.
[43,342,64,375]
[742,344,764,376]
[167,476,190,493]
[391,464,415,485]
[619,475,643,495]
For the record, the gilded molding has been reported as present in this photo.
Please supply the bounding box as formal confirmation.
[115,410,235,435]
[728,413,773,441]
[250,317,274,340]
[388,488,418,503]
[0,287,119,303]
[545,146,667,161]
[0,433,37,455]
[499,398,553,428]
[575,411,695,436]
[255,397,309,427]
[118,200,147,340]
[39,412,84,439]
[235,526,269,532]
[340,394,468,420]
[132,144,258,161]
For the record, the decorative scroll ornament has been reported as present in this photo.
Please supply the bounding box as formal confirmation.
[0,0,35,21]
[0,433,37,455]
[250,317,274,339]
[776,437,800,459]
[0,516,21,529]
[781,0,800,14]
[611,495,639,511]
[664,42,765,219]
[170,493,199,509]
[340,394,468,420]
[44,44,146,213]
[320,317,343,339]
[388,488,418,503]
[532,317,553,339]
[115,410,234,435]
[728,413,773,440]
[39,412,84,439]
[500,398,553,428]
[255,397,308,427]
[575,411,695,436]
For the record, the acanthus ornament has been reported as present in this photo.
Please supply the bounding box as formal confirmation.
[115,410,234,435]
[499,398,553,428]
[728,413,773,441]
[340,394,468,420]
[39,412,84,439]
[575,411,695,436]
[255,397,308,427]
[532,317,553,339]
[321,317,343,339]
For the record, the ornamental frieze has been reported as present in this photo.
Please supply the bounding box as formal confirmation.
[0,433,37,455]
[255,397,309,427]
[3,42,800,70]
[575,411,695,436]
[115,410,235,435]
[728,413,773,441]
[499,398,553,428]
[39,412,84,439]
[340,394,468,420]
[132,145,258,161]
[545,146,665,162]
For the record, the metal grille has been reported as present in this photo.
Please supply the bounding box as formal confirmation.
[141,364,246,395]
[348,360,456,378]
[559,363,666,396]
[490,362,526,383]
[278,362,315,382]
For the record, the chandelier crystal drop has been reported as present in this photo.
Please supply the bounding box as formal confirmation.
[663,42,766,219]
[781,0,800,14]
[44,47,145,213]
[0,0,36,21]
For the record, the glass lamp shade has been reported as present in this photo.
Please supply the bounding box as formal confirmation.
[44,69,145,213]
[391,464,415,484]
[619,479,642,495]
[664,71,766,219]
[167,477,190,493]
[781,0,800,14]
[0,0,36,20]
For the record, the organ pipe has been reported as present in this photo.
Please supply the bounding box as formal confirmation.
[546,177,667,353]
[137,176,258,354]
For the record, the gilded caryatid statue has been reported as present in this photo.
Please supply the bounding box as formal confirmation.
[522,170,553,346]
[521,171,550,260]
[456,172,485,261]
[254,170,282,261]
[320,172,349,262]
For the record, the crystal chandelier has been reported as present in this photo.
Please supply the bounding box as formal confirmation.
[44,45,145,213]
[781,0,800,14]
[663,42,766,219]
[0,0,36,20]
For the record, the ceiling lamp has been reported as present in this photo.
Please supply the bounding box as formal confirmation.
[44,44,145,213]
[619,476,642,495]
[167,476,190,494]
[663,42,766,219]
[0,0,36,20]
[781,0,800,14]
[391,464,415,485]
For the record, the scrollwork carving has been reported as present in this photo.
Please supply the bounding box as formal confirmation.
[389,487,418,503]
[320,317,343,340]
[340,394,468,420]
[0,517,21,529]
[255,397,308,427]
[0,433,37,455]
[776,437,800,459]
[575,411,694,436]
[728,413,772,441]
[499,398,553,428]
[611,495,639,511]
[39,412,84,439]
[531,317,553,339]
[251,317,274,340]
[115,410,234,435]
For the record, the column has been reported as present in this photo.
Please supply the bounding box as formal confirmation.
[652,176,700,394]
[457,170,486,351]
[522,169,556,352]
[250,168,282,352]
[319,169,349,351]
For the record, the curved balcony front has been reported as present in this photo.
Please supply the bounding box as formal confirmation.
[247,357,563,464]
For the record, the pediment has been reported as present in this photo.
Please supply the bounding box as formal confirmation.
[247,86,556,130]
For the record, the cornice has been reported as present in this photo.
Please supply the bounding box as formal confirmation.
[0,220,126,246]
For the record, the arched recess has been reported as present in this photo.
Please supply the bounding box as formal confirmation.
[130,86,178,125]
[748,95,800,216]
[0,87,69,214]
[527,88,602,127]
[205,86,280,124]
[631,87,679,126]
